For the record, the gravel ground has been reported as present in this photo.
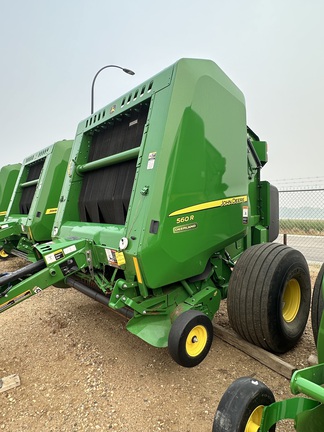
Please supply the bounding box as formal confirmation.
[0,258,320,432]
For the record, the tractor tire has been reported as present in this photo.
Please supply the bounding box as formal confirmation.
[168,310,213,367]
[311,263,324,346]
[227,243,311,353]
[212,377,276,432]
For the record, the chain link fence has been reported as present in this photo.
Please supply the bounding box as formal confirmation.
[273,177,324,263]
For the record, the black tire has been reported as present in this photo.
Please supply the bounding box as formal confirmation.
[227,243,311,353]
[311,263,324,346]
[212,377,276,431]
[168,310,213,367]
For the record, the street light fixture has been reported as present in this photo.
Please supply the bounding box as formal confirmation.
[90,64,135,114]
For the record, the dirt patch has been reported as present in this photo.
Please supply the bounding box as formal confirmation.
[0,259,321,431]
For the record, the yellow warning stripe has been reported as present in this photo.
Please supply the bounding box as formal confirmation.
[133,257,143,284]
[169,195,248,217]
[45,207,58,215]
[0,211,6,216]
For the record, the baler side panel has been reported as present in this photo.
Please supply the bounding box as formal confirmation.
[25,140,73,242]
[0,164,21,222]
[131,61,248,288]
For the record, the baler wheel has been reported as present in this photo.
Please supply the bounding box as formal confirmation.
[311,263,324,346]
[212,377,276,432]
[168,310,213,367]
[227,243,311,353]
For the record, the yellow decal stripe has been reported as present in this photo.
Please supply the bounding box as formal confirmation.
[169,195,248,217]
[0,290,32,312]
[45,208,58,215]
[0,211,6,216]
[133,257,143,284]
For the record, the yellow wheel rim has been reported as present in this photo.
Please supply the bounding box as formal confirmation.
[282,278,301,323]
[0,249,8,259]
[245,405,264,432]
[186,325,207,357]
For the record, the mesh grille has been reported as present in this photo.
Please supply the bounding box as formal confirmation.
[19,159,45,214]
[79,102,149,225]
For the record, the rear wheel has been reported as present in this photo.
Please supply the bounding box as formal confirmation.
[168,310,213,367]
[213,377,276,431]
[227,243,311,353]
[311,263,324,346]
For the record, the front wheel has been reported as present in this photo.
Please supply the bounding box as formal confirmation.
[213,377,276,431]
[227,243,311,353]
[168,310,213,367]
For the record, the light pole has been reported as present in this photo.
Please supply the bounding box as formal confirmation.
[90,64,135,114]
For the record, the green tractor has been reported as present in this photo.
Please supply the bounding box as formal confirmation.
[213,264,324,431]
[0,140,72,261]
[0,59,311,367]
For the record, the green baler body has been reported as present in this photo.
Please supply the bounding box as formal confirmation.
[0,59,275,347]
[0,140,72,258]
[0,164,21,222]
[54,59,268,285]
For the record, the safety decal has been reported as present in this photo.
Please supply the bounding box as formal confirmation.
[33,287,42,294]
[63,245,77,255]
[169,195,248,217]
[44,249,64,264]
[106,249,126,268]
[0,290,31,312]
[243,206,249,224]
[0,224,9,229]
[173,223,198,234]
[115,252,126,266]
[45,208,58,215]
[147,152,157,170]
[0,211,6,216]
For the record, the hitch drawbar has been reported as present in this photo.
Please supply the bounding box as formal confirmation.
[66,277,134,319]
[0,260,46,297]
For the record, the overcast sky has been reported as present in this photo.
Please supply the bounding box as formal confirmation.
[1,0,324,183]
